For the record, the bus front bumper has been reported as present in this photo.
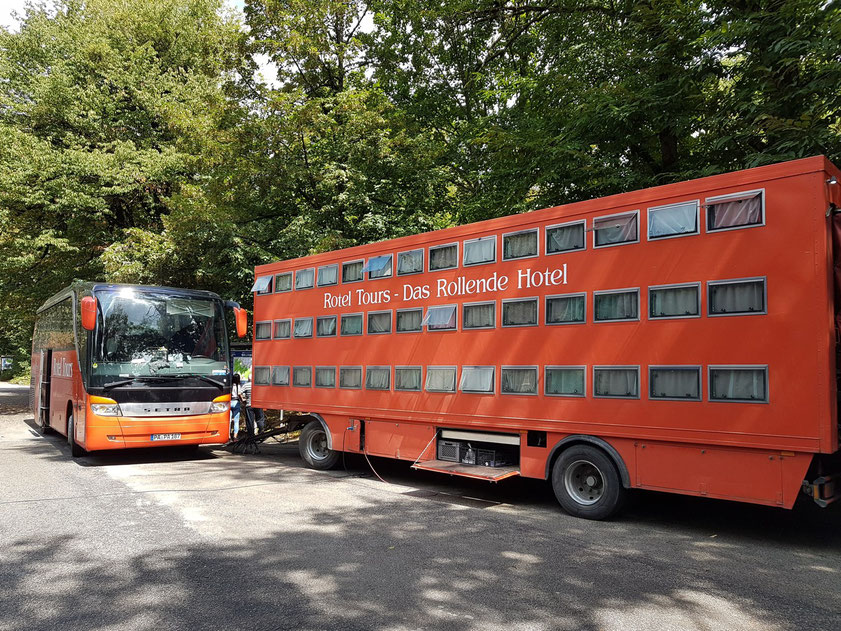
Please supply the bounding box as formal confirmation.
[83,412,230,451]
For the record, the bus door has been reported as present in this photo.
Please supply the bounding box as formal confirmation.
[37,349,52,428]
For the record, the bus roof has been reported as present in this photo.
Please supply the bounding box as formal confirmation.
[36,282,224,314]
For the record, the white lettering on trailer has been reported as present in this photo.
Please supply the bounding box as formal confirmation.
[517,264,568,289]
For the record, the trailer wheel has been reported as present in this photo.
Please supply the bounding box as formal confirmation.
[298,421,339,470]
[551,445,626,520]
[67,412,84,458]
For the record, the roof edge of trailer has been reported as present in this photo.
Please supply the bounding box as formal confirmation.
[255,155,835,276]
[36,282,223,314]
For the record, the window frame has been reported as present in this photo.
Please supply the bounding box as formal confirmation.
[316,315,338,337]
[253,366,271,386]
[707,277,767,317]
[648,365,702,402]
[254,320,272,341]
[394,365,423,392]
[253,276,273,295]
[340,312,364,337]
[292,366,312,388]
[339,366,363,390]
[425,365,457,393]
[271,365,290,386]
[293,316,314,338]
[273,318,292,339]
[501,296,539,328]
[705,189,765,233]
[365,365,391,391]
[461,300,496,330]
[462,235,497,267]
[708,365,769,404]
[545,219,587,255]
[274,272,293,293]
[342,259,364,284]
[395,307,423,334]
[317,264,339,287]
[424,304,458,331]
[500,365,539,396]
[367,309,393,335]
[592,365,641,399]
[647,200,700,241]
[544,365,587,398]
[365,254,393,281]
[545,292,586,326]
[502,228,540,261]
[459,365,496,394]
[396,248,425,276]
[593,287,641,323]
[648,282,702,320]
[295,267,315,291]
[428,242,459,272]
[592,210,640,249]
[314,366,336,389]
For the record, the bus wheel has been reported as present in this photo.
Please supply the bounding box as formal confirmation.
[298,421,339,470]
[551,445,626,520]
[67,413,84,458]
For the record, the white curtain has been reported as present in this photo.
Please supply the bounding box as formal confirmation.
[709,194,762,229]
[294,318,313,337]
[274,320,291,338]
[460,366,494,393]
[711,369,766,401]
[274,273,292,292]
[397,310,422,332]
[340,368,362,388]
[368,312,392,333]
[317,316,337,336]
[595,291,637,321]
[341,315,363,335]
[426,367,456,392]
[710,281,764,314]
[293,367,311,387]
[318,265,338,286]
[547,224,584,253]
[594,369,638,397]
[430,245,457,269]
[595,214,637,246]
[503,300,537,326]
[501,368,537,394]
[398,250,423,274]
[395,367,422,390]
[342,261,363,282]
[295,268,314,289]
[464,303,495,328]
[650,286,698,317]
[546,296,585,323]
[464,237,496,265]
[255,322,272,339]
[254,366,270,385]
[545,368,584,396]
[423,305,456,330]
[650,368,699,399]
[649,203,698,238]
[503,231,537,259]
[315,367,335,387]
[366,368,390,390]
[365,255,392,278]
[272,366,290,385]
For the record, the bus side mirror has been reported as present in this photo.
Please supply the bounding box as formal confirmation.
[234,307,247,338]
[81,296,97,331]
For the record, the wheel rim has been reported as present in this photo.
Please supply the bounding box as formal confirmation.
[563,459,605,506]
[305,429,330,461]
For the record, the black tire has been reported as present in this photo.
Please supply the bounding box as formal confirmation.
[551,444,626,520]
[298,420,340,470]
[67,413,84,458]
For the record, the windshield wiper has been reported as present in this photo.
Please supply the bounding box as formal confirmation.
[103,376,173,390]
[171,374,225,389]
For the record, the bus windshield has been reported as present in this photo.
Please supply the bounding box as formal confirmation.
[90,288,229,384]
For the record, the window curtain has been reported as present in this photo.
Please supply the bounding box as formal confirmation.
[396,310,422,332]
[343,261,363,282]
[502,368,537,394]
[460,367,494,392]
[546,296,585,323]
[709,194,761,229]
[711,369,766,400]
[464,238,495,264]
[317,317,337,336]
[650,369,699,398]
[341,315,362,335]
[275,273,292,291]
[650,287,698,317]
[294,318,313,337]
[595,214,637,246]
[366,368,390,390]
[430,245,457,269]
[318,265,338,285]
[545,369,584,396]
[340,368,362,388]
[504,231,537,258]
[295,268,314,289]
[365,255,392,278]
[398,250,423,274]
[547,224,584,253]
[649,203,697,238]
[595,292,637,320]
[594,369,638,397]
[293,367,311,387]
[423,305,456,329]
[426,368,456,392]
[254,366,270,385]
[368,312,392,333]
[395,368,422,390]
[255,322,272,339]
[272,366,290,385]
[315,368,335,387]
[464,303,495,328]
[709,282,764,314]
[503,300,537,325]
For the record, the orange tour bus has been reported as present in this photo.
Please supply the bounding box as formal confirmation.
[250,156,841,519]
[30,282,247,456]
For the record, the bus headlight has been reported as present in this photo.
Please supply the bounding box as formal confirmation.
[210,401,230,414]
[91,402,121,416]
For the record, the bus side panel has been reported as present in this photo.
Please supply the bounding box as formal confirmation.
[363,420,436,461]
[48,350,77,437]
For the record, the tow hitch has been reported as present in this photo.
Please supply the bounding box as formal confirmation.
[802,475,839,507]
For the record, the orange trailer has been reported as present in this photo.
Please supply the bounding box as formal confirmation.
[251,156,841,519]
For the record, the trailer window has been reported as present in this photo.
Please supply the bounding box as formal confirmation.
[317,264,338,287]
[502,298,538,327]
[503,229,538,260]
[546,294,585,325]
[255,321,272,340]
[708,278,766,316]
[339,366,362,389]
[316,315,337,337]
[649,284,700,318]
[463,302,495,329]
[593,212,638,247]
[397,249,424,275]
[293,317,313,338]
[273,319,291,339]
[272,366,290,386]
[463,236,496,266]
[709,367,768,402]
[460,366,495,393]
[546,221,585,254]
[422,304,457,331]
[315,366,336,388]
[395,366,422,391]
[707,190,763,231]
[594,289,639,322]
[426,366,456,392]
[545,367,585,397]
[366,366,391,390]
[274,272,293,292]
[295,268,315,290]
[341,313,363,336]
[254,366,270,385]
[342,260,363,283]
[501,367,538,395]
[367,311,392,334]
[251,276,272,294]
[648,201,699,239]
[650,367,701,400]
[594,367,639,398]
[429,243,458,271]
[293,366,312,387]
[365,255,392,280]
[396,308,422,333]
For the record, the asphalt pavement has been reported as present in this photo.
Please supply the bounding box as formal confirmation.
[1,381,840,631]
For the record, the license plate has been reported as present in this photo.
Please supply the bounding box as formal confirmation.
[151,433,181,441]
